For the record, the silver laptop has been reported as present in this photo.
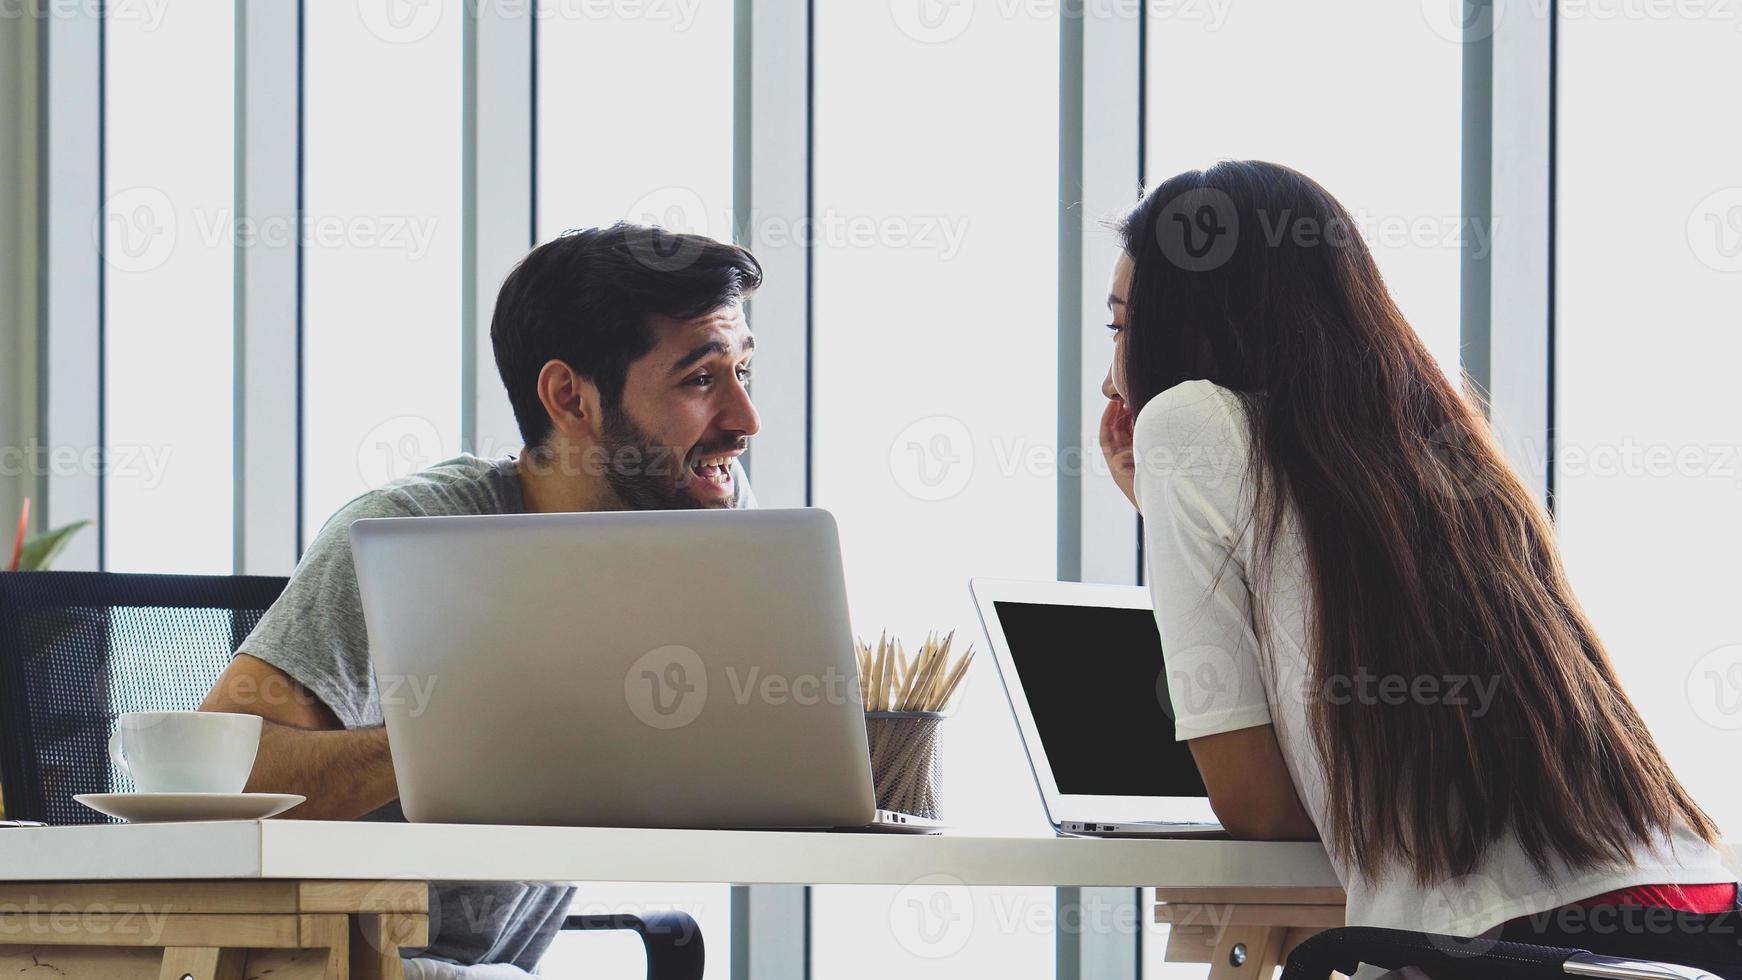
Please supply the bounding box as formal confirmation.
[970,578,1224,838]
[350,507,937,833]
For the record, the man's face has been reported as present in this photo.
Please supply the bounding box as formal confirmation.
[599,302,760,510]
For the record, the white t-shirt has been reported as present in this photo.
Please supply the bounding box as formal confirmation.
[1132,379,1731,936]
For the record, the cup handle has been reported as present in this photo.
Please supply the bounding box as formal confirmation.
[108,730,130,777]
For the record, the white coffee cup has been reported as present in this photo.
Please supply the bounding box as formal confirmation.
[107,711,263,794]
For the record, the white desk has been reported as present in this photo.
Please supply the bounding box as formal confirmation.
[0,821,1343,980]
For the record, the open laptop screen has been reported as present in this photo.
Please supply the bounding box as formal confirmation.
[992,600,1208,799]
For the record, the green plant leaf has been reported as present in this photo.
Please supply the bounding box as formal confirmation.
[16,520,91,571]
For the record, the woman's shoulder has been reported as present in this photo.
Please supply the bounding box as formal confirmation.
[1131,379,1250,455]
[1129,380,1254,503]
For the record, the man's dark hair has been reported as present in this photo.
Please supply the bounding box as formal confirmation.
[490,222,763,447]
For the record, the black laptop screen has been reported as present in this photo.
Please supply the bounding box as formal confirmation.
[992,600,1208,798]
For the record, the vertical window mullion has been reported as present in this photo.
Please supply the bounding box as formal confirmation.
[235,0,301,575]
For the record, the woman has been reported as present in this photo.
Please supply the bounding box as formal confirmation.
[1099,160,1740,971]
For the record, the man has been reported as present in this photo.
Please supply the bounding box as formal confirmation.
[200,224,763,978]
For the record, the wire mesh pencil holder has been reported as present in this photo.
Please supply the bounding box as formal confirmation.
[864,710,944,820]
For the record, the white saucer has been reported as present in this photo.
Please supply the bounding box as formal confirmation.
[73,792,305,823]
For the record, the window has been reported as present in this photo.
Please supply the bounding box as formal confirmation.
[301,3,464,545]
[808,3,1059,976]
[535,0,735,243]
[1555,4,1742,830]
[103,4,235,572]
[1145,0,1464,377]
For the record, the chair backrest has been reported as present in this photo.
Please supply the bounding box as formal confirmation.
[0,571,287,825]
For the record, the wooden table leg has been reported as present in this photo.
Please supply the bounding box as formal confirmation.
[1154,889,1346,977]
[350,913,429,980]
[1206,924,1289,980]
[0,946,162,978]
[156,946,246,980]
[0,881,428,980]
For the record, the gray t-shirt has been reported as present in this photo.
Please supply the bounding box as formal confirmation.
[239,453,753,973]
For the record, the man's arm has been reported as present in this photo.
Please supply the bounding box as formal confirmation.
[200,652,399,820]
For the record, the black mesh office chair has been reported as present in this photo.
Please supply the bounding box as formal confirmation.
[0,571,703,980]
[1282,926,1728,980]
[0,570,286,823]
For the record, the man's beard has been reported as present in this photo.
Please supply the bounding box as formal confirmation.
[598,404,740,511]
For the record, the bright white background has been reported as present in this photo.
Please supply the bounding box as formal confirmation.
[1144,0,1464,381]
[103,4,235,572]
[1555,6,1742,837]
[300,1,464,547]
[534,0,735,249]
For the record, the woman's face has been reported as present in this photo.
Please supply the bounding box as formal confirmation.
[1102,252,1135,404]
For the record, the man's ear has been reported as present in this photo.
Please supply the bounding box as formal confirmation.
[534,359,603,442]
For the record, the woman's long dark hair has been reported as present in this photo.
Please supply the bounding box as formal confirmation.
[1120,160,1717,884]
